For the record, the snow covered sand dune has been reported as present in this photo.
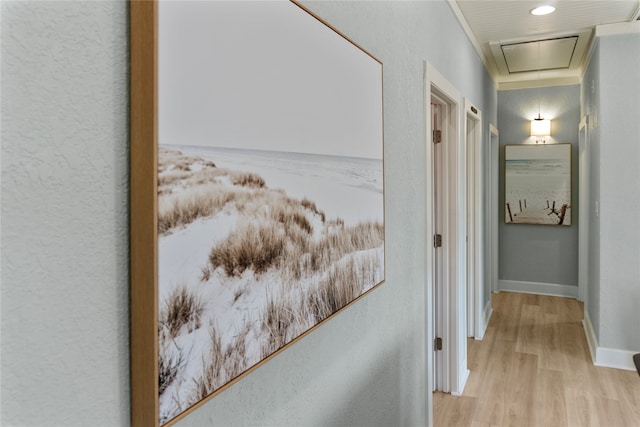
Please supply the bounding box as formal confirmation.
[157,147,384,423]
[173,144,383,226]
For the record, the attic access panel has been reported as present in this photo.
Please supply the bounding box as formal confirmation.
[502,37,578,74]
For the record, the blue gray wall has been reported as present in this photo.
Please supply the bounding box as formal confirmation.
[497,85,580,292]
[597,32,640,351]
[582,32,640,352]
[2,2,130,425]
[581,40,602,340]
[1,1,496,426]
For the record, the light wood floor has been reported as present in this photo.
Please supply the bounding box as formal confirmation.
[434,292,640,427]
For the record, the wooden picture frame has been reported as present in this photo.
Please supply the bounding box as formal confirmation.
[504,143,572,226]
[130,2,385,426]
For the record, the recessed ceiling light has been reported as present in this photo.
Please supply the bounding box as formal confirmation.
[531,5,556,16]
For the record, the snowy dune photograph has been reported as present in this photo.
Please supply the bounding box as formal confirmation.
[505,144,571,226]
[155,1,384,424]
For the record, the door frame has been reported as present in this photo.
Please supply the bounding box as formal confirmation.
[578,115,589,306]
[425,62,468,400]
[430,95,445,393]
[464,99,485,340]
[488,124,499,295]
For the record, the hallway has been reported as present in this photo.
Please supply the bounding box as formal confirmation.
[434,292,640,426]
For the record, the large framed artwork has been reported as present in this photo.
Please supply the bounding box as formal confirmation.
[504,143,571,226]
[130,1,385,426]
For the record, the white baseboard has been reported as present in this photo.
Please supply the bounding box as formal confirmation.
[452,364,470,396]
[595,347,638,371]
[583,310,638,371]
[498,279,578,298]
[475,300,493,341]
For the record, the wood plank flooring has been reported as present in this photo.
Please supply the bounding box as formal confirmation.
[433,292,640,426]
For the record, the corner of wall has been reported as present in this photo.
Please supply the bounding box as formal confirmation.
[595,21,640,37]
[475,299,493,341]
[582,309,598,364]
[583,309,638,371]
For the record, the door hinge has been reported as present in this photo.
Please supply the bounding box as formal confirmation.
[434,234,442,248]
[435,337,443,351]
[432,129,442,144]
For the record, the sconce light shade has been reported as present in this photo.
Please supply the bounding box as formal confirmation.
[531,118,551,137]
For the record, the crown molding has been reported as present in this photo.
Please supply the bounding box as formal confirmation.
[498,76,581,91]
[595,21,640,37]
[447,0,498,87]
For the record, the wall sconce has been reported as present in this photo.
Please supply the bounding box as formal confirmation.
[531,114,550,143]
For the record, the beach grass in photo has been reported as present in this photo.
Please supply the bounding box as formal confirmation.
[156,147,384,422]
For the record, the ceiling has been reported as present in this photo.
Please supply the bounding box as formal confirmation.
[451,0,640,88]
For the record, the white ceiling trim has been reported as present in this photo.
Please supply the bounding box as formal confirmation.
[578,21,640,85]
[446,0,498,86]
[577,21,640,86]
[631,3,640,21]
[595,20,640,36]
[499,76,581,91]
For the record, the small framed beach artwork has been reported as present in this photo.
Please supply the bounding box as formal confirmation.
[504,143,571,226]
[130,1,385,426]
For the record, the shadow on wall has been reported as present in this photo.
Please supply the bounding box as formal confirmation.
[307,344,404,426]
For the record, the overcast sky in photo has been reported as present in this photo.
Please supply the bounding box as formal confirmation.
[505,143,571,160]
[158,1,383,159]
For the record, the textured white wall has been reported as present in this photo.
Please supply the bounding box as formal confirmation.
[1,1,130,425]
[1,1,496,426]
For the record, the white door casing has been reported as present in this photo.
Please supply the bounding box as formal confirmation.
[488,124,499,295]
[464,99,485,340]
[578,115,589,306]
[431,98,445,392]
[425,62,468,399]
